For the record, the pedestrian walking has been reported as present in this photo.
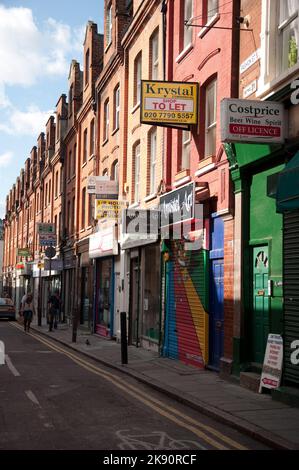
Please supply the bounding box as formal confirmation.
[48,290,60,332]
[21,293,35,333]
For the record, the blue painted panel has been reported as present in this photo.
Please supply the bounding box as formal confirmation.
[209,259,224,369]
[210,216,224,259]
[163,261,178,359]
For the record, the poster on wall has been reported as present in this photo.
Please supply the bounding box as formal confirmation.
[141,80,199,128]
[259,334,283,393]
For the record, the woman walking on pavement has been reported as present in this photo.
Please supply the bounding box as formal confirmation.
[21,293,35,333]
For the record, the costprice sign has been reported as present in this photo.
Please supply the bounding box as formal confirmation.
[141,80,198,127]
[221,98,285,144]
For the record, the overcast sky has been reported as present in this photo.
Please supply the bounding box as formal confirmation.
[0,0,104,217]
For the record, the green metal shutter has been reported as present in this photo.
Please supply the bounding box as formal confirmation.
[284,210,299,385]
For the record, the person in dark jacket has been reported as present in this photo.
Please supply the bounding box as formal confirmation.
[48,290,60,332]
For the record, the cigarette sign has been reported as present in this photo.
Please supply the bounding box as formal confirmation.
[141,80,198,126]
[221,98,285,144]
[95,200,127,220]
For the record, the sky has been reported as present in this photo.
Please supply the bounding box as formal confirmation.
[0,0,104,218]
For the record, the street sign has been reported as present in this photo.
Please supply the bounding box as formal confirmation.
[87,176,118,198]
[17,248,31,257]
[95,199,127,220]
[37,223,56,234]
[39,233,57,246]
[45,246,56,259]
[87,176,109,194]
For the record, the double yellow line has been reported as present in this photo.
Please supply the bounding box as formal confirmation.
[11,322,247,450]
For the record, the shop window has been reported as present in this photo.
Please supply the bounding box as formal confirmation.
[142,245,160,342]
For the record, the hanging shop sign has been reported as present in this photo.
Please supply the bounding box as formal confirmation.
[259,334,283,393]
[160,182,194,228]
[37,223,56,234]
[87,176,118,199]
[221,98,285,144]
[17,248,31,257]
[44,259,63,271]
[89,224,118,258]
[141,80,199,127]
[122,209,160,235]
[95,199,127,220]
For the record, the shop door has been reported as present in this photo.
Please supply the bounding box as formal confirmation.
[209,259,224,369]
[252,246,269,363]
[129,258,139,345]
[114,272,121,338]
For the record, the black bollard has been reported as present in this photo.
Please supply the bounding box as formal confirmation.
[120,311,128,365]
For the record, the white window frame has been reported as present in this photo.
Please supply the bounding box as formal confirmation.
[134,143,141,203]
[106,3,112,47]
[181,130,191,170]
[150,129,157,195]
[150,30,159,80]
[205,79,217,158]
[90,119,95,156]
[135,54,142,105]
[184,0,193,49]
[207,0,219,23]
[114,86,120,131]
[104,100,109,142]
[112,160,119,182]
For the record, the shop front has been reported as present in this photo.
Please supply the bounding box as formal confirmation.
[121,209,161,352]
[160,183,209,368]
[89,222,118,338]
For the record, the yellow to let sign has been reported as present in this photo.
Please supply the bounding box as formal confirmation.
[95,200,127,220]
[141,80,199,126]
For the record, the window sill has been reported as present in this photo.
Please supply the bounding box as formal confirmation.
[86,225,92,230]
[102,138,109,147]
[257,62,299,99]
[81,161,87,169]
[80,228,85,233]
[131,102,140,115]
[89,154,96,161]
[198,13,220,39]
[105,41,112,54]
[112,127,119,136]
[144,193,157,203]
[175,43,194,64]
[129,202,140,209]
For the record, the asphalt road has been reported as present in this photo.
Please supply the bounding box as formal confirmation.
[0,321,271,451]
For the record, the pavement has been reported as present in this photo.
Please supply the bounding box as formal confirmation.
[29,320,299,450]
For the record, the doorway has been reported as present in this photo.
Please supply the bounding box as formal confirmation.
[252,245,269,363]
[129,257,140,345]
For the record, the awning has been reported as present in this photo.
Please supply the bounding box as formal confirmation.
[276,151,299,213]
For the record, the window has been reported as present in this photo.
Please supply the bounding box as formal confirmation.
[55,171,59,198]
[104,99,109,141]
[67,201,71,234]
[90,119,95,156]
[68,150,72,180]
[134,53,142,105]
[134,142,140,203]
[36,193,39,213]
[85,49,90,86]
[207,0,219,23]
[48,180,51,205]
[45,183,48,208]
[56,115,60,141]
[81,188,86,229]
[103,169,108,177]
[205,79,217,157]
[83,129,88,163]
[149,128,157,194]
[150,30,159,79]
[111,160,119,182]
[88,194,94,226]
[278,0,299,72]
[72,196,75,234]
[54,215,57,234]
[106,3,112,47]
[114,85,120,131]
[184,0,193,49]
[73,143,77,176]
[181,130,191,170]
[68,84,73,117]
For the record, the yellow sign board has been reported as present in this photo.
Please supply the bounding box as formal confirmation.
[95,200,127,220]
[141,80,199,127]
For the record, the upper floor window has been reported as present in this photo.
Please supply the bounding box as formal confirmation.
[150,29,159,80]
[149,128,157,195]
[279,0,299,71]
[103,168,109,177]
[133,142,141,203]
[81,187,86,229]
[68,150,72,180]
[205,79,217,157]
[85,49,90,86]
[114,85,120,131]
[90,119,95,156]
[55,171,59,198]
[207,0,219,23]
[73,143,77,176]
[184,0,193,49]
[68,84,73,117]
[48,180,51,205]
[181,130,191,170]
[106,3,112,47]
[83,128,88,163]
[111,160,119,182]
[134,53,142,106]
[104,99,109,142]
